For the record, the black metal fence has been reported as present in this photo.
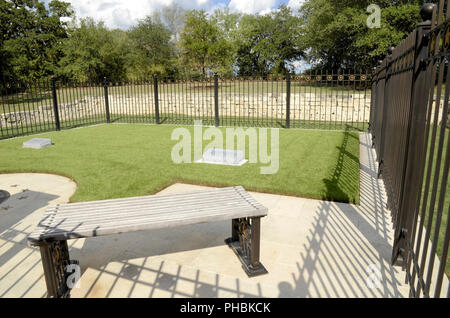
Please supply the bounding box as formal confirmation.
[371,1,449,297]
[0,72,371,139]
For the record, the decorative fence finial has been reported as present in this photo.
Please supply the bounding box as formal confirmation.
[420,3,435,22]
[388,46,395,55]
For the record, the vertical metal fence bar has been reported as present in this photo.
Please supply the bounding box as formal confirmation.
[153,75,160,124]
[51,78,60,131]
[434,202,450,297]
[332,71,336,130]
[16,81,26,136]
[2,81,13,137]
[104,78,110,123]
[27,80,39,134]
[58,80,66,129]
[134,78,139,123]
[214,74,219,127]
[68,80,77,127]
[286,73,291,129]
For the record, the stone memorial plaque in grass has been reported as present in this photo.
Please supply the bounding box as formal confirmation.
[23,138,52,149]
[196,148,248,166]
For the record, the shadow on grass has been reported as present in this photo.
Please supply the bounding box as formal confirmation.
[322,125,360,204]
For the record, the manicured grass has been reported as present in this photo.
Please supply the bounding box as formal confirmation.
[0,112,368,140]
[0,124,360,204]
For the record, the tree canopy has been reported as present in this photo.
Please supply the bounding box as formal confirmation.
[0,0,436,82]
[127,16,176,78]
[298,0,431,71]
[235,5,303,76]
[0,0,73,82]
[57,18,129,82]
[179,10,234,76]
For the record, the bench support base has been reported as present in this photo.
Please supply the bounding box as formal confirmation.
[39,240,78,298]
[225,217,268,277]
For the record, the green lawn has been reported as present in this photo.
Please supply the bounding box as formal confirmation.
[0,124,360,204]
[0,111,368,140]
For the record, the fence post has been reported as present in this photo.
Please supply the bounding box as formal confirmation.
[369,66,377,135]
[153,75,160,124]
[286,72,291,129]
[391,8,433,267]
[378,53,393,178]
[214,74,219,127]
[103,77,110,123]
[51,77,60,131]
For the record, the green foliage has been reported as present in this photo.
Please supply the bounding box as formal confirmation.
[126,16,177,78]
[235,5,303,76]
[298,0,428,71]
[1,0,439,82]
[57,18,128,82]
[153,3,186,41]
[0,0,73,82]
[179,10,234,77]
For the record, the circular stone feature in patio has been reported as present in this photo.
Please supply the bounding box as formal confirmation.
[0,190,10,204]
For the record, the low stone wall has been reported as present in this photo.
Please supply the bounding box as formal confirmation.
[108,93,372,123]
[0,97,106,128]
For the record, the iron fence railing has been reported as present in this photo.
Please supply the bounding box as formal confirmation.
[0,72,371,139]
[371,1,450,298]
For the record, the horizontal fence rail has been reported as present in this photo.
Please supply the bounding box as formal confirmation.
[0,72,371,139]
[371,1,450,298]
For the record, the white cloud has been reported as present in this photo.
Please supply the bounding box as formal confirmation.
[287,0,305,11]
[65,0,164,29]
[228,0,277,15]
[290,60,310,73]
[65,0,214,29]
[63,0,298,29]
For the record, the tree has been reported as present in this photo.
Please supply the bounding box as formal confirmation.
[235,5,303,76]
[0,0,73,82]
[179,10,234,77]
[127,16,177,78]
[155,4,186,43]
[57,18,128,82]
[298,0,431,71]
[213,7,241,41]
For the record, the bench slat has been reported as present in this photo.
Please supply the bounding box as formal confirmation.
[36,204,257,231]
[29,209,262,241]
[28,186,267,245]
[48,194,254,219]
[48,203,254,227]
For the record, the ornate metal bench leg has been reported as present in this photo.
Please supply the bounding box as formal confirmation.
[39,240,77,298]
[226,217,268,277]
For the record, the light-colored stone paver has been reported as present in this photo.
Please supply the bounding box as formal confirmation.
[0,133,417,297]
[0,174,76,298]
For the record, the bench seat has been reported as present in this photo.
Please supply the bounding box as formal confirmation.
[28,186,267,244]
[28,186,269,297]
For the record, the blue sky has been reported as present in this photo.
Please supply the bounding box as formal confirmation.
[55,0,305,30]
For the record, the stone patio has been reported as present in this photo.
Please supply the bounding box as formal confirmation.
[0,133,413,298]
